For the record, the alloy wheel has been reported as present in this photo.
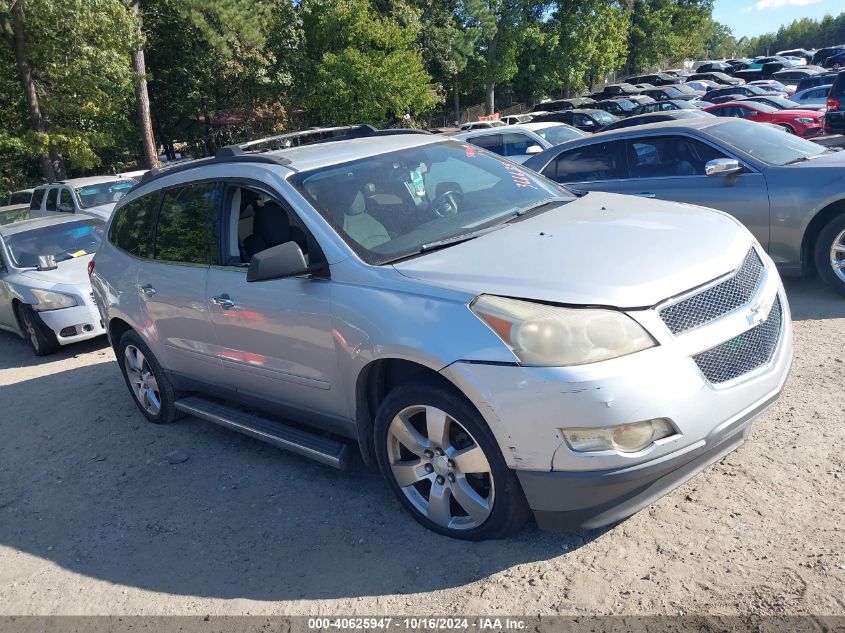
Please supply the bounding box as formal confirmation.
[18,307,40,352]
[124,344,161,415]
[831,227,845,284]
[386,405,494,530]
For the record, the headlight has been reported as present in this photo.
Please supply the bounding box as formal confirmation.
[563,418,677,453]
[30,289,77,311]
[470,295,656,366]
[794,117,815,124]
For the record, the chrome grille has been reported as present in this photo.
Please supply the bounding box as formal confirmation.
[693,296,782,384]
[660,248,764,335]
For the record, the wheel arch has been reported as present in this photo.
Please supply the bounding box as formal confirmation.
[354,357,468,466]
[107,316,134,356]
[800,197,845,274]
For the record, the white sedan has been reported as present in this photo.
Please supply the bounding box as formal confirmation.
[453,122,587,163]
[0,216,106,355]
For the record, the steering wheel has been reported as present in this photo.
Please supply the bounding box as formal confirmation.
[430,190,463,218]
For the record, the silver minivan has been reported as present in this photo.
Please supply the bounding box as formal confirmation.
[91,128,793,539]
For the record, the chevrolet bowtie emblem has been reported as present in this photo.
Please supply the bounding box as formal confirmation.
[747,299,770,327]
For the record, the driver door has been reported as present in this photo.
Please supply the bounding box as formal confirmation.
[0,244,18,333]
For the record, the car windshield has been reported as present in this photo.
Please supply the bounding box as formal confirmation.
[290,140,573,264]
[75,181,135,208]
[534,125,585,144]
[753,96,797,109]
[663,86,682,97]
[5,219,104,268]
[591,111,618,124]
[707,119,826,166]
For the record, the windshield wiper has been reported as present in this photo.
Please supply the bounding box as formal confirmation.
[420,225,504,253]
[506,197,572,221]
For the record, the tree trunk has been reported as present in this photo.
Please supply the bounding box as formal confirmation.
[452,77,460,125]
[485,30,498,116]
[1,1,56,181]
[129,1,158,169]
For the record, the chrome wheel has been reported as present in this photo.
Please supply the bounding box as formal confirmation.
[124,344,161,415]
[832,227,845,283]
[386,405,494,530]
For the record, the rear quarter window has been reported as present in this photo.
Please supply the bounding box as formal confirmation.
[108,192,159,258]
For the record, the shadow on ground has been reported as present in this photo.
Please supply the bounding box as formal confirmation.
[0,357,602,601]
[783,276,845,321]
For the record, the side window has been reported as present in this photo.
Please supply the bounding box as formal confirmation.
[499,133,535,156]
[108,192,159,258]
[468,134,504,155]
[29,188,45,211]
[737,107,757,118]
[627,136,727,178]
[45,188,58,211]
[542,142,627,183]
[154,182,221,265]
[58,188,73,211]
[227,185,315,265]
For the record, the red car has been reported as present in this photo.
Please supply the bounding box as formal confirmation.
[703,101,824,137]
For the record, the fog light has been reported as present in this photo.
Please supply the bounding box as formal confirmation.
[562,418,676,453]
[59,326,77,337]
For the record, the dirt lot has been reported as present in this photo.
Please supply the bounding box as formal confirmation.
[0,277,843,617]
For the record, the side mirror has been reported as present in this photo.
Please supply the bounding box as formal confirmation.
[526,144,544,155]
[37,254,58,271]
[705,158,744,177]
[246,241,322,282]
[58,202,74,213]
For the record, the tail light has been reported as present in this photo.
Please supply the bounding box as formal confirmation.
[87,260,95,277]
[828,97,840,110]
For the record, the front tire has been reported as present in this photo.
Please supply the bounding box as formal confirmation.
[16,303,60,356]
[117,330,182,424]
[374,382,530,540]
[815,214,845,296]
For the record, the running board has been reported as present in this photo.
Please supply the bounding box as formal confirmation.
[175,396,350,470]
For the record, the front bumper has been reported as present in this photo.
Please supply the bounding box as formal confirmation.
[37,300,106,345]
[517,384,781,531]
[441,249,793,531]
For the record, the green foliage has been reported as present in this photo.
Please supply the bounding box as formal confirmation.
[301,0,439,126]
[0,0,136,175]
[744,12,845,57]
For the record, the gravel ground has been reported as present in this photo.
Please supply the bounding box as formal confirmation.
[0,277,843,617]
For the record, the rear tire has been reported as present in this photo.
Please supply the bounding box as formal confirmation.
[16,303,60,356]
[117,330,182,424]
[814,213,845,297]
[374,382,531,540]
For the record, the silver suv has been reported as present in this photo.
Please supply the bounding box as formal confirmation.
[91,127,793,540]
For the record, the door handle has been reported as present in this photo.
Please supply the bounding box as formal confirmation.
[635,192,657,198]
[211,293,235,310]
[137,283,156,297]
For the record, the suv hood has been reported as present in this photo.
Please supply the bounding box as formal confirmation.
[393,192,751,308]
[18,253,93,286]
[79,204,115,221]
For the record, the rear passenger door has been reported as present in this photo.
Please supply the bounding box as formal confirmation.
[136,181,225,387]
[535,140,627,193]
[616,135,771,249]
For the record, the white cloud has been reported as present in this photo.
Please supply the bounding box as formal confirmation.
[750,0,823,10]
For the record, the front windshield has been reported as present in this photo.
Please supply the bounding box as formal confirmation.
[535,125,585,144]
[707,119,826,166]
[591,111,619,124]
[290,140,573,264]
[75,181,135,208]
[6,220,104,268]
[755,96,796,109]
[674,84,696,94]
[749,102,777,113]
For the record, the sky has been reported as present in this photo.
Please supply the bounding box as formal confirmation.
[713,0,840,39]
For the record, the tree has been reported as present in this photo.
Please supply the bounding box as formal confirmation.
[126,1,157,169]
[301,0,439,126]
[0,0,136,180]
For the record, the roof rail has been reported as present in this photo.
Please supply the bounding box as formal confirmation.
[135,124,431,190]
